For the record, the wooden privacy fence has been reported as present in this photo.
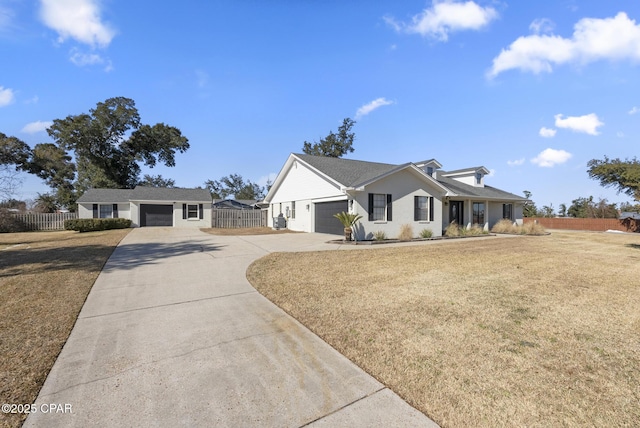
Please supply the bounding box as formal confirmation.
[523,217,640,233]
[211,209,267,228]
[12,212,78,231]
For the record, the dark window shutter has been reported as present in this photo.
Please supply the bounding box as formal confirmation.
[199,204,203,219]
[368,193,374,221]
[92,204,98,218]
[429,197,434,222]
[113,204,118,218]
[386,194,392,221]
[503,204,506,219]
[414,196,419,221]
[182,204,187,219]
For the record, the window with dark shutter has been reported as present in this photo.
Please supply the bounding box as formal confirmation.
[182,204,187,219]
[429,197,434,222]
[386,194,392,221]
[113,204,118,218]
[92,204,98,219]
[368,193,374,221]
[199,204,203,219]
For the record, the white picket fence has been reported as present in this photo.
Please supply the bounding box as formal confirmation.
[211,209,267,228]
[11,213,78,231]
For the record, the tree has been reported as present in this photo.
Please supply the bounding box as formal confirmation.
[0,133,31,200]
[587,156,640,201]
[540,204,555,218]
[558,203,567,217]
[139,174,176,188]
[34,193,58,213]
[302,118,356,158]
[204,174,266,200]
[522,190,539,217]
[48,97,189,190]
[567,196,618,218]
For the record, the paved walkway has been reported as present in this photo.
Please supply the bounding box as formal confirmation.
[26,228,439,427]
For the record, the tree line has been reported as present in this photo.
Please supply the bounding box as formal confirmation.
[2,95,637,214]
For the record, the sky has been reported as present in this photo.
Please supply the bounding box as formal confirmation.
[1,0,639,210]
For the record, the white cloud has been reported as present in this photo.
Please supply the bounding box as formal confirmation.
[69,48,113,71]
[257,173,278,188]
[531,148,572,167]
[554,113,603,135]
[507,158,525,166]
[0,5,15,31]
[355,97,395,119]
[0,86,15,107]
[617,131,625,138]
[487,168,496,177]
[489,12,640,78]
[39,0,115,48]
[539,127,557,138]
[21,120,53,134]
[629,106,639,115]
[529,18,555,35]
[384,0,498,41]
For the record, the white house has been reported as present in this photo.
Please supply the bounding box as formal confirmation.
[76,186,212,228]
[264,153,526,239]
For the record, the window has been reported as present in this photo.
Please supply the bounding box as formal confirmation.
[291,201,296,219]
[187,204,198,219]
[426,166,434,176]
[99,204,113,218]
[475,172,482,185]
[368,193,392,221]
[472,202,485,225]
[503,203,513,220]
[414,196,434,221]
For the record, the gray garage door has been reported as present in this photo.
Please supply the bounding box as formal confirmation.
[140,204,173,227]
[314,200,348,235]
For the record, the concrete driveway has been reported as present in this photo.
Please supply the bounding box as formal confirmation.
[25,228,438,427]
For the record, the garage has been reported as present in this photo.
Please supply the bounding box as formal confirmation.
[314,200,348,235]
[140,204,173,227]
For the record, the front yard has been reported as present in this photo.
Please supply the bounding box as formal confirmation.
[247,231,640,427]
[0,229,130,428]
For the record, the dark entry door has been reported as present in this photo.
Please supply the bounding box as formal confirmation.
[449,201,464,226]
[140,204,173,227]
[315,200,348,235]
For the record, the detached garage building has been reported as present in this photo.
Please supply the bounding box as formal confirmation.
[77,186,212,228]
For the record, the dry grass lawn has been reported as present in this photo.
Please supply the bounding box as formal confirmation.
[247,231,640,427]
[0,229,130,428]
[201,227,299,236]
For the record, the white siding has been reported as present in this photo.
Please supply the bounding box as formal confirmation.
[268,160,342,230]
[173,203,212,228]
[351,169,445,240]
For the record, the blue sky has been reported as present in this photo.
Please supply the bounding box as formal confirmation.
[2,0,639,210]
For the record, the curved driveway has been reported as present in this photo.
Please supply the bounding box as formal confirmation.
[25,227,438,427]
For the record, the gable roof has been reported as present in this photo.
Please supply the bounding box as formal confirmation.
[77,186,211,203]
[266,153,526,203]
[294,153,399,187]
[437,176,525,200]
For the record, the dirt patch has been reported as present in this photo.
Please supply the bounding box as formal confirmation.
[0,229,130,428]
[247,231,640,427]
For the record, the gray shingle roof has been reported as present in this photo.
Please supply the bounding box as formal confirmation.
[76,189,132,203]
[294,154,400,187]
[437,176,526,200]
[293,153,526,201]
[77,186,211,203]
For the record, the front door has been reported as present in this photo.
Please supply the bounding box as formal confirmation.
[449,201,464,226]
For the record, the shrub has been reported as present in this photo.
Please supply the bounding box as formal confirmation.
[373,230,387,241]
[64,218,132,232]
[444,222,461,237]
[0,209,28,233]
[521,221,547,235]
[419,228,433,239]
[491,219,517,234]
[398,224,413,241]
[491,219,546,235]
[466,224,488,236]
